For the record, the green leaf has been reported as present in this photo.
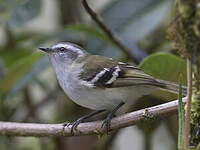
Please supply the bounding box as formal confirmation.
[0,47,33,68]
[139,52,187,100]
[0,52,44,95]
[178,76,185,150]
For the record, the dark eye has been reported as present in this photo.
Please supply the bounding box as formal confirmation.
[60,47,65,52]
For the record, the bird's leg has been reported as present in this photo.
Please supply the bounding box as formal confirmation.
[64,109,105,134]
[102,102,125,134]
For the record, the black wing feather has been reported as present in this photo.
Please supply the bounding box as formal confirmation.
[79,55,161,88]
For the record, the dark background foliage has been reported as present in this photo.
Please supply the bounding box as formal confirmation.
[0,0,187,149]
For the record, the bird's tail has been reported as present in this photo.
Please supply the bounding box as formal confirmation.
[156,79,187,96]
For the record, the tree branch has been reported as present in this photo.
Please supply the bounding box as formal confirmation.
[82,0,139,63]
[0,98,187,137]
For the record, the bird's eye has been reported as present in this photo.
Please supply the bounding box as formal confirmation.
[60,47,65,52]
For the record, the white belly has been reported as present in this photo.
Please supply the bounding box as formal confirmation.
[53,63,157,110]
[61,81,157,110]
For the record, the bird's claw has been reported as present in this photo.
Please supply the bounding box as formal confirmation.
[63,121,70,127]
[101,115,112,135]
[63,118,82,135]
[62,110,105,135]
[101,102,124,135]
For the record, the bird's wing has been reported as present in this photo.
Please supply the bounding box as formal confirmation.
[79,55,162,88]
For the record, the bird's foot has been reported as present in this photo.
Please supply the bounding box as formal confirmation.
[63,110,105,135]
[101,102,125,135]
[63,118,83,135]
[101,113,113,135]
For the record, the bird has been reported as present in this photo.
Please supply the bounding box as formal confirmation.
[39,42,186,134]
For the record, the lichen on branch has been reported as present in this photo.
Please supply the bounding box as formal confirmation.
[167,0,200,148]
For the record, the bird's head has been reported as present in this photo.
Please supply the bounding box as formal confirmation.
[39,42,86,65]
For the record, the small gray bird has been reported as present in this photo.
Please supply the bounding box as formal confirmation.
[39,42,186,134]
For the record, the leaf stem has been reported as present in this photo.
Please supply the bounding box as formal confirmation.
[178,76,184,150]
[184,58,192,150]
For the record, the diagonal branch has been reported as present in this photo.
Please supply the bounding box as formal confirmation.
[82,0,139,63]
[0,97,187,137]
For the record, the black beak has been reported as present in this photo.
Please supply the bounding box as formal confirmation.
[39,47,51,52]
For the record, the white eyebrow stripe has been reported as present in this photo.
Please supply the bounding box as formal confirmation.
[52,43,66,49]
[52,43,84,56]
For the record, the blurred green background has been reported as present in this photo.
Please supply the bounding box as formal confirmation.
[0,0,187,150]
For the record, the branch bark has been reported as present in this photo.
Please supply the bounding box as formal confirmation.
[82,0,139,63]
[0,97,187,137]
